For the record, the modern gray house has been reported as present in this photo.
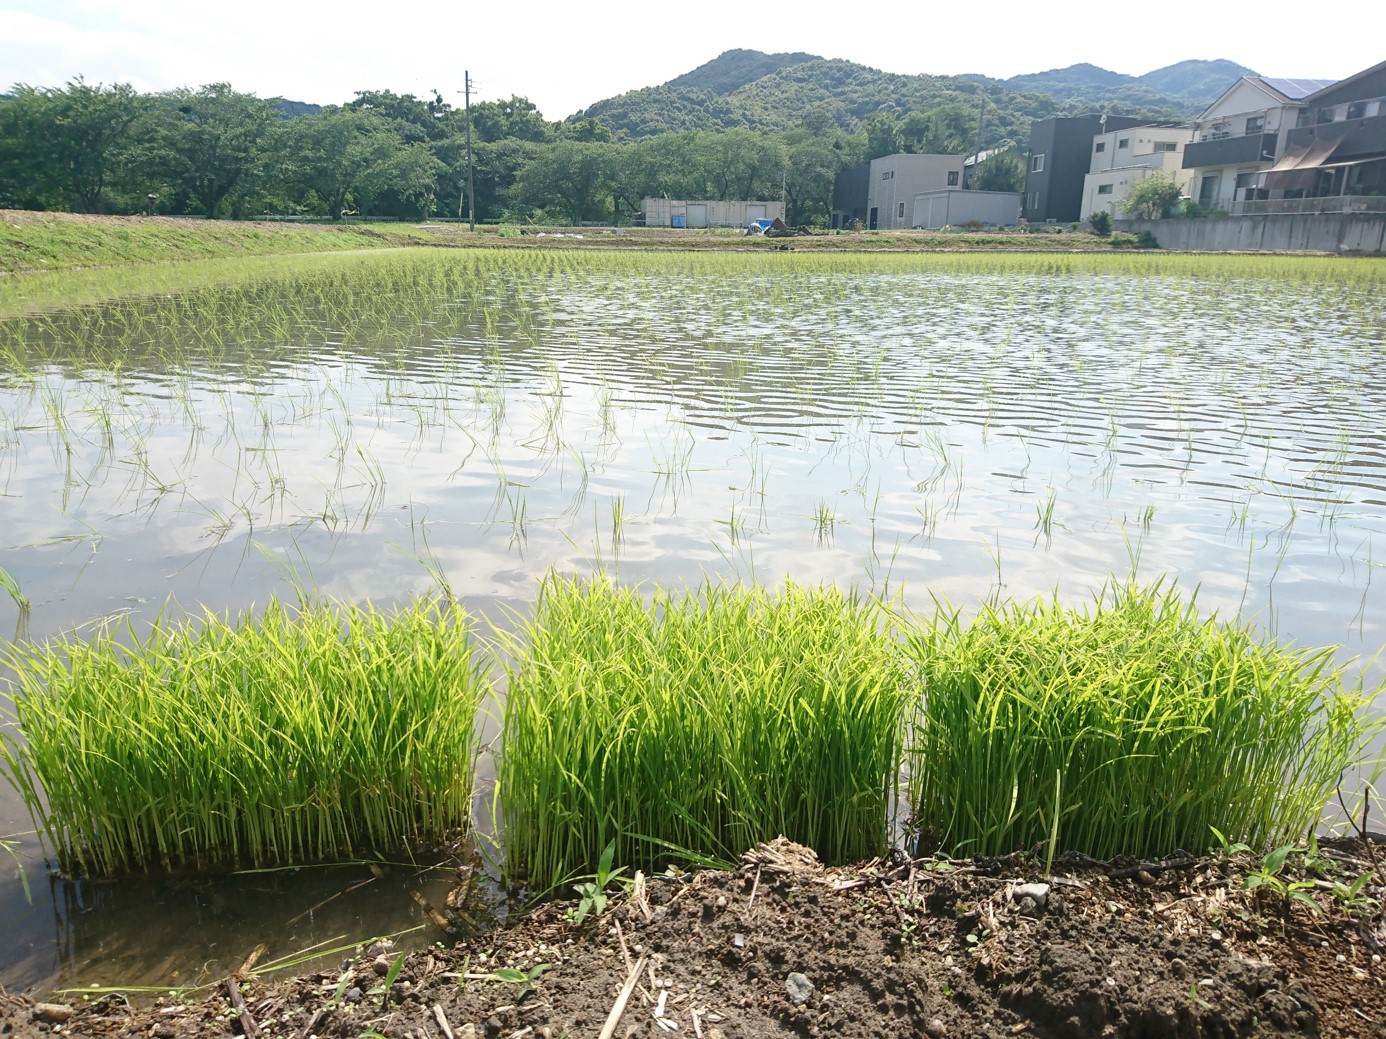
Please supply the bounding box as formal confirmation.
[1264,60,1386,206]
[1023,115,1142,223]
[831,153,965,229]
[830,163,870,228]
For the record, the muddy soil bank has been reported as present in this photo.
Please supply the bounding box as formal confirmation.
[3,839,1382,1039]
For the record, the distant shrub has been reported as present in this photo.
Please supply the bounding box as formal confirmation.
[1089,211,1112,236]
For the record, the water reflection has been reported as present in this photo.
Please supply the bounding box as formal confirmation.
[1,251,1384,993]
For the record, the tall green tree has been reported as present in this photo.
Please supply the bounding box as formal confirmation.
[923,103,978,154]
[278,107,397,218]
[471,97,553,144]
[1122,173,1184,219]
[149,84,278,218]
[783,135,845,225]
[701,129,786,201]
[515,140,618,223]
[972,151,1025,192]
[864,111,902,160]
[0,79,145,212]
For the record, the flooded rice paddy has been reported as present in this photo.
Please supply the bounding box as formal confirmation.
[1,248,1384,993]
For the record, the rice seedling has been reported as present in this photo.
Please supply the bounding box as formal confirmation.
[906,581,1380,861]
[609,494,626,551]
[0,596,486,874]
[1034,486,1058,536]
[0,565,28,611]
[812,499,838,543]
[496,576,910,893]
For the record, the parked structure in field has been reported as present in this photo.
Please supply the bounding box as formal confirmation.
[1179,74,1335,212]
[911,189,1022,228]
[1023,115,1142,223]
[1079,125,1197,220]
[831,153,966,229]
[641,198,785,228]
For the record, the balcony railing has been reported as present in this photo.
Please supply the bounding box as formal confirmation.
[1226,195,1386,216]
[1183,133,1278,169]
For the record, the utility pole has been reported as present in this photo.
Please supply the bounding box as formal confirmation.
[970,93,986,190]
[465,71,476,232]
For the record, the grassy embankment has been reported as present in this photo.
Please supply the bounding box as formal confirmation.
[0,208,1136,278]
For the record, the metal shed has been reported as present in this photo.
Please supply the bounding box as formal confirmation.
[642,199,786,229]
[911,190,1023,229]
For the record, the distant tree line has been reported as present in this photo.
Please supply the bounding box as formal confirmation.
[0,79,1025,226]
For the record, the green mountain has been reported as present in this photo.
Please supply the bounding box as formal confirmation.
[1136,59,1258,99]
[666,48,822,95]
[573,51,1246,144]
[972,58,1258,109]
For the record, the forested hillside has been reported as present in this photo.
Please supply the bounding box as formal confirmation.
[574,52,1248,141]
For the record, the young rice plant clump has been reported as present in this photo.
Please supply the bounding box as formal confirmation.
[497,577,910,893]
[907,581,1378,861]
[0,596,485,874]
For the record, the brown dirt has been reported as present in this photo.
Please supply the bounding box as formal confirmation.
[3,839,1382,1039]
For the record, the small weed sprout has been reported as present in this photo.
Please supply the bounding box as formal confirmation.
[570,840,628,926]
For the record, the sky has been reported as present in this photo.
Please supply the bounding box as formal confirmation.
[1,0,1379,120]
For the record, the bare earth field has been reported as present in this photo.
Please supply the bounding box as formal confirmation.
[3,839,1382,1039]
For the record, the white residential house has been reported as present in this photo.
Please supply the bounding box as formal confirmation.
[866,154,965,229]
[1079,125,1197,219]
[1180,75,1335,212]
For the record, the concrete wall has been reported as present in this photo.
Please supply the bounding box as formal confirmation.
[1115,214,1386,254]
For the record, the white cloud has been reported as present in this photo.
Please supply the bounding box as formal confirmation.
[1,1,1380,119]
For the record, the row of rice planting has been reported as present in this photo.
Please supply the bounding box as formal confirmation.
[1,578,1378,886]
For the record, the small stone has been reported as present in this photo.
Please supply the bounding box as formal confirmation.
[716,895,727,908]
[457,1026,476,1039]
[1011,883,1050,911]
[373,955,392,975]
[785,972,814,1006]
[1170,958,1188,980]
[345,987,362,1004]
[732,933,745,948]
[485,1016,504,1035]
[707,1030,727,1039]
[926,1019,948,1038]
[35,1004,74,1024]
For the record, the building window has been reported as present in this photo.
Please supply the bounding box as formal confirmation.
[1317,106,1337,124]
[947,171,959,186]
[1097,184,1114,195]
[1296,108,1313,127]
[897,202,905,218]
[1347,101,1368,119]
[1031,191,1039,211]
[1153,141,1177,152]
[1095,141,1106,152]
[1118,137,1130,149]
[1031,154,1045,173]
[1245,115,1264,134]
